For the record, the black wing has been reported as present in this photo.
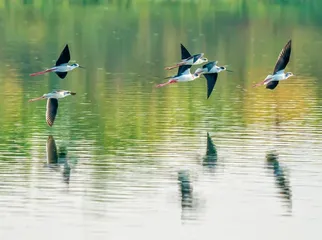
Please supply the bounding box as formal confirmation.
[266,81,279,90]
[273,40,291,74]
[46,135,58,164]
[193,53,203,63]
[56,44,70,66]
[177,44,192,76]
[180,44,191,60]
[204,73,218,99]
[202,61,217,72]
[46,98,59,127]
[177,65,192,76]
[55,72,68,79]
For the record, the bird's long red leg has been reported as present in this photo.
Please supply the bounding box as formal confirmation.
[156,79,177,88]
[156,79,178,87]
[253,78,272,88]
[30,69,54,77]
[164,63,183,70]
[156,82,170,88]
[28,96,45,102]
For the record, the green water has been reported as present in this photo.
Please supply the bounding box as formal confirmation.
[1,1,322,240]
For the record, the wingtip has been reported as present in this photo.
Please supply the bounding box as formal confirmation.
[180,43,186,49]
[287,39,292,46]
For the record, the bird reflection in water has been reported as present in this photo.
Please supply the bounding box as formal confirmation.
[46,135,71,184]
[203,132,218,170]
[178,170,200,221]
[178,170,193,205]
[266,151,292,212]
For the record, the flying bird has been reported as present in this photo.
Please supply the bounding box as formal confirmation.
[195,61,232,99]
[30,44,84,79]
[156,65,201,88]
[253,40,294,89]
[164,43,208,70]
[28,90,76,127]
[157,44,201,87]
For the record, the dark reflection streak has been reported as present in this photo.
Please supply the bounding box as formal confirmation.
[62,160,71,184]
[46,135,58,165]
[45,135,71,184]
[266,151,292,213]
[178,170,194,220]
[203,132,218,170]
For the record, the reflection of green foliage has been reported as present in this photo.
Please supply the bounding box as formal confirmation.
[0,1,321,177]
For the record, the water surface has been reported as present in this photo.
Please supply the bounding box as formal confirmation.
[1,1,322,239]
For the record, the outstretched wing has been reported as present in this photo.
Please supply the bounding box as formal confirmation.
[56,44,70,66]
[180,44,191,60]
[266,81,279,90]
[177,44,192,76]
[46,98,59,127]
[55,72,68,79]
[202,61,217,72]
[273,40,291,74]
[193,53,204,63]
[204,73,218,99]
[178,65,192,76]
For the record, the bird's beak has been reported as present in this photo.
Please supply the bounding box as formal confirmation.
[70,92,76,95]
[79,66,85,69]
[226,69,233,72]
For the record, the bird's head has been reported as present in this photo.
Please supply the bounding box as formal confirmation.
[201,57,208,63]
[219,65,233,73]
[193,72,201,78]
[70,63,85,69]
[285,72,294,78]
[63,91,76,96]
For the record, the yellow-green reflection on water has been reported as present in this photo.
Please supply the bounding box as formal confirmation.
[1,1,322,240]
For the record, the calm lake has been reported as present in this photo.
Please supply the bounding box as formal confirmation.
[1,1,322,239]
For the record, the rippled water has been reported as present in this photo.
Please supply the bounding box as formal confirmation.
[1,1,322,240]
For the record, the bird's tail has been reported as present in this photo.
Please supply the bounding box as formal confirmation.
[30,69,53,77]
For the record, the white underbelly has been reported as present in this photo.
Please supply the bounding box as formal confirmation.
[264,73,285,84]
[176,74,194,82]
[56,66,72,72]
[194,59,202,65]
[208,67,220,73]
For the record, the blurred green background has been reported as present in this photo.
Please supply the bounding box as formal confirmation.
[0,0,322,157]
